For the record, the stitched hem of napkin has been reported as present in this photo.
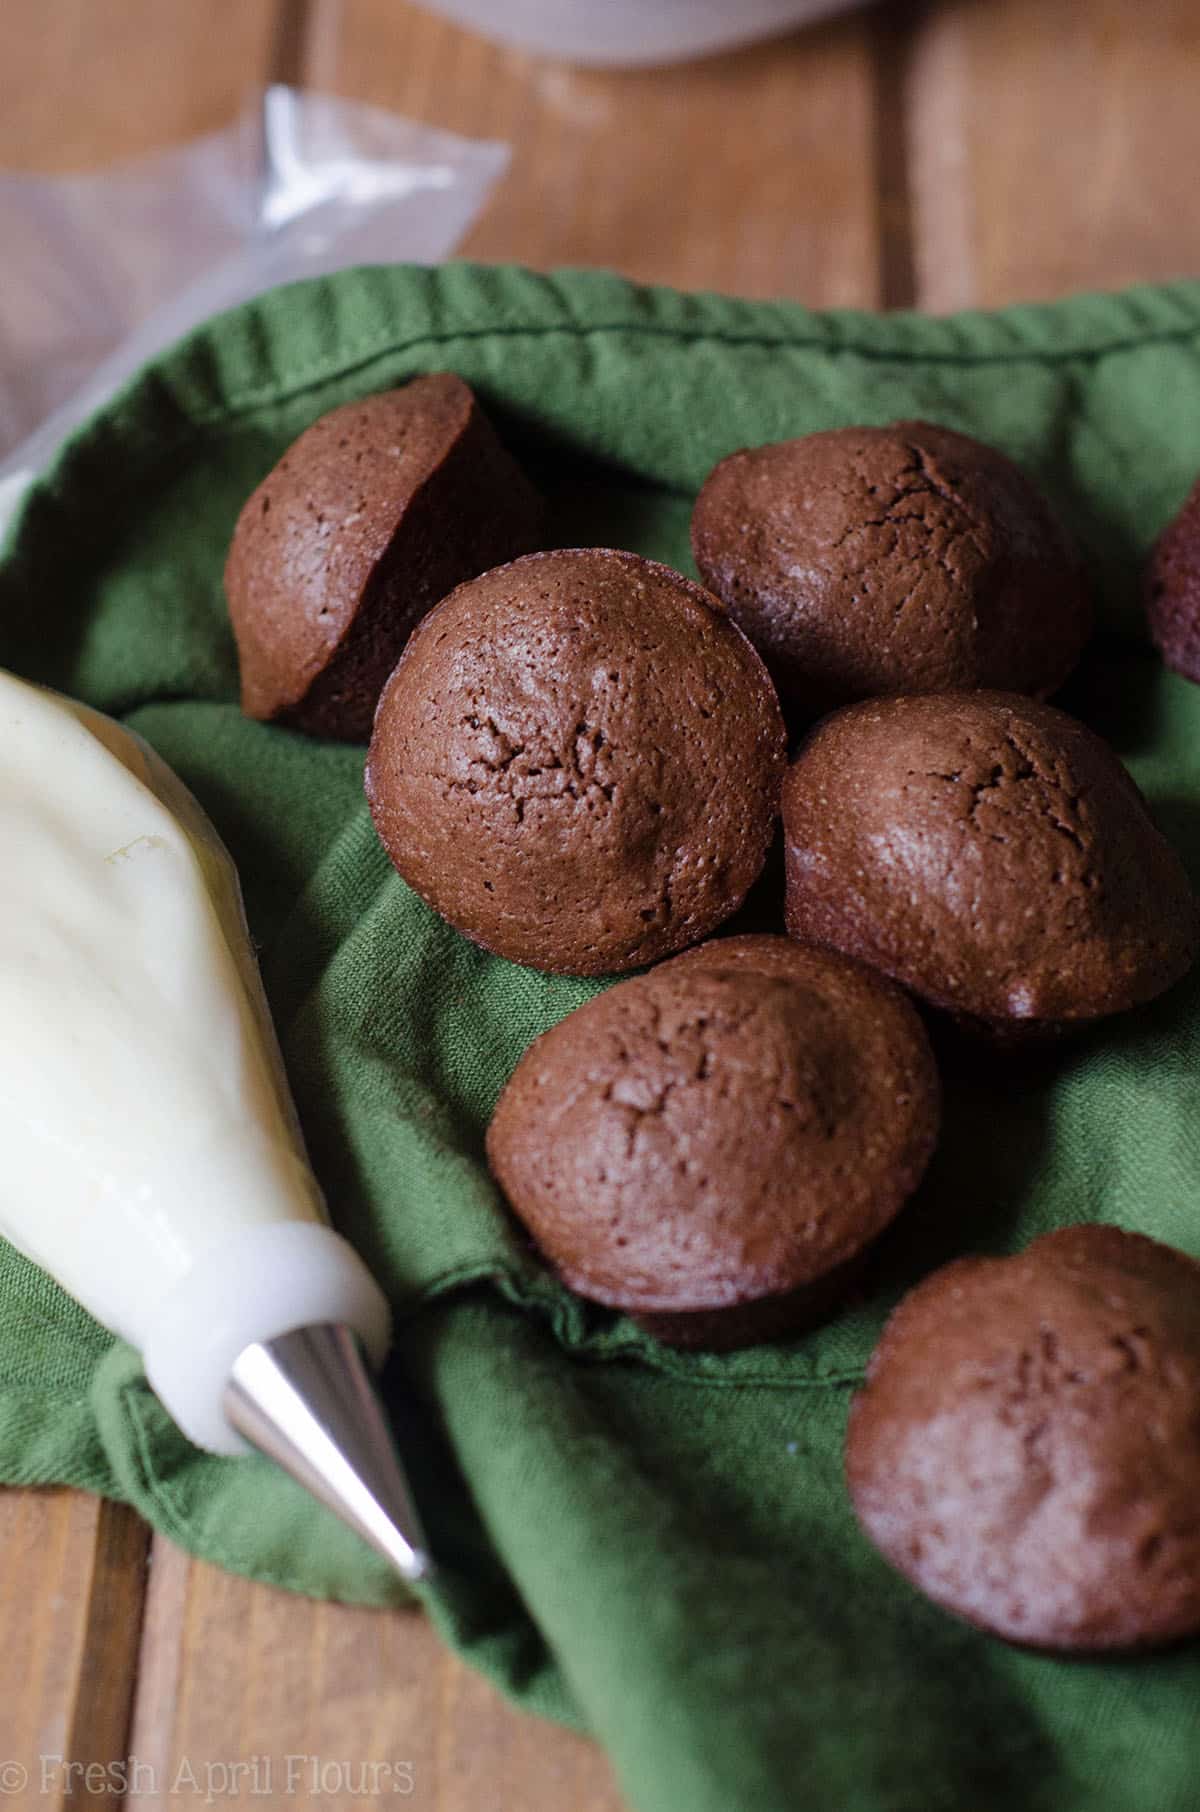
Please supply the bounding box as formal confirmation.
[10,268,1200,555]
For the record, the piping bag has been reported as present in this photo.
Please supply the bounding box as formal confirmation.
[0,667,431,1582]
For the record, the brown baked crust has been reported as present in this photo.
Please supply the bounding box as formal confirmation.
[224,374,544,741]
[486,934,940,1341]
[691,421,1092,713]
[846,1225,1200,1653]
[1146,473,1200,682]
[782,690,1198,1028]
[628,1245,872,1350]
[365,549,787,976]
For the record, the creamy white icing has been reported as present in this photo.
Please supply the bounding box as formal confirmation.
[0,669,327,1346]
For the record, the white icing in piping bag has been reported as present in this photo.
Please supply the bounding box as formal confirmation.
[0,668,430,1581]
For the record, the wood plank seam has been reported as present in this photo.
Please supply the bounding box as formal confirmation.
[871,0,925,310]
[63,1502,152,1809]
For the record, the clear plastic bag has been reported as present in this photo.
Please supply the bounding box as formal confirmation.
[0,86,508,529]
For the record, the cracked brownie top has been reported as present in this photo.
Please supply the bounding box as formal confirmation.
[691,421,1092,715]
[781,689,1198,1027]
[365,547,786,976]
[846,1224,1200,1652]
[225,374,544,742]
[486,933,938,1329]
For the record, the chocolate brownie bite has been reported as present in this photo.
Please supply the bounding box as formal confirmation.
[1146,471,1200,681]
[691,422,1091,715]
[846,1225,1200,1653]
[225,374,544,741]
[782,691,1198,1034]
[365,549,787,976]
[486,934,940,1347]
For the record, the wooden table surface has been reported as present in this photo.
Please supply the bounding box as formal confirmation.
[1,1,1198,1806]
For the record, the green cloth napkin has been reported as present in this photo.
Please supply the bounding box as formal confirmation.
[4,264,1200,1812]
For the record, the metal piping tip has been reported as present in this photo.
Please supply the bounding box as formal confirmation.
[223,1322,432,1584]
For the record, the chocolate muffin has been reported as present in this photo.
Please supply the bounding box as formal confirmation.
[486,934,940,1347]
[846,1225,1200,1652]
[782,691,1198,1033]
[366,549,787,976]
[225,374,544,741]
[1146,471,1200,681]
[691,421,1091,715]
